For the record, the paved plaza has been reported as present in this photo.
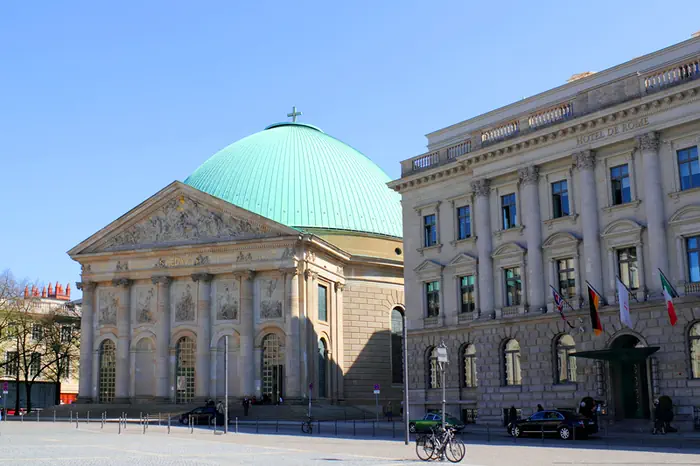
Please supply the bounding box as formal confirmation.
[0,421,699,465]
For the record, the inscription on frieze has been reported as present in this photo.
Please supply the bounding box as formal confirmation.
[576,117,649,146]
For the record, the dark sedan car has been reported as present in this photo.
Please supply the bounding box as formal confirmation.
[180,406,224,426]
[510,410,597,440]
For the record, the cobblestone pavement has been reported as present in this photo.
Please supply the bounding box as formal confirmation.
[1,422,700,465]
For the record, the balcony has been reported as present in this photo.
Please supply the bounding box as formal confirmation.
[644,58,700,93]
[684,281,700,295]
[528,102,573,130]
[410,151,440,172]
[481,121,519,146]
[447,141,471,160]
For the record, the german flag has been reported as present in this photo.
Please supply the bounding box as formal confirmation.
[587,283,603,336]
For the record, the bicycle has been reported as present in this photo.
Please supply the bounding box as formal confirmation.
[416,425,465,463]
[301,416,313,434]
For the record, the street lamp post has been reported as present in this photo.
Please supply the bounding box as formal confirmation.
[435,341,449,431]
[402,312,409,445]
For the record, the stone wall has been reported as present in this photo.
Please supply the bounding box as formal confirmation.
[407,298,700,428]
[343,280,404,403]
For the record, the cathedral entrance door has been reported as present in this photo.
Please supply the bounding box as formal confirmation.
[609,335,650,420]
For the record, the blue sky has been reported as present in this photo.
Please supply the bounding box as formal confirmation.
[1,1,698,296]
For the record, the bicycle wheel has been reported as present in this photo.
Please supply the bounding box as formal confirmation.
[415,436,435,461]
[445,437,466,463]
[301,421,310,434]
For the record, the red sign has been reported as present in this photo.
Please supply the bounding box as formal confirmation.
[374,384,380,391]
[2,382,7,392]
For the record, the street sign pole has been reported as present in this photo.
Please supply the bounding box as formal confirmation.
[2,382,7,422]
[224,335,229,434]
[373,384,380,422]
[402,313,409,445]
[437,341,449,432]
[308,383,313,418]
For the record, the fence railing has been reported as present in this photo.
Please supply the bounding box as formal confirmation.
[644,58,700,93]
[447,141,471,160]
[685,281,700,295]
[528,102,573,130]
[481,121,519,146]
[411,151,440,172]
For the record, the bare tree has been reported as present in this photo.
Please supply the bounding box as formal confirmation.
[41,305,81,405]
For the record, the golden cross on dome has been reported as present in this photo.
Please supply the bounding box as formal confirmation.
[287,106,302,122]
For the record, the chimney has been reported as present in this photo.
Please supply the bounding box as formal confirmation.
[567,71,596,83]
[41,286,47,298]
[24,286,29,299]
[33,286,39,297]
[66,283,71,299]
[48,283,53,297]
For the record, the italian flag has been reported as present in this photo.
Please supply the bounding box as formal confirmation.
[659,269,678,326]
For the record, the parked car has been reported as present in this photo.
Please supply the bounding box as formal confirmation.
[179,406,224,426]
[510,409,597,440]
[409,412,465,433]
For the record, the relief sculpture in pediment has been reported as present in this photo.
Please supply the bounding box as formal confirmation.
[136,287,155,324]
[103,196,270,250]
[175,284,195,322]
[216,281,239,320]
[99,291,118,326]
[260,278,282,319]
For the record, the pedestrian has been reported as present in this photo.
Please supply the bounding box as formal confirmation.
[279,396,284,405]
[384,401,393,422]
[652,399,664,434]
[537,404,544,412]
[508,406,518,425]
[243,397,250,417]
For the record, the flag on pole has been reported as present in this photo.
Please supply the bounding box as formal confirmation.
[550,285,575,328]
[587,283,603,336]
[616,277,633,328]
[659,269,679,326]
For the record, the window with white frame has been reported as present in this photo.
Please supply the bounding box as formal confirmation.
[61,325,73,343]
[690,322,700,379]
[618,247,640,290]
[555,334,577,383]
[678,146,700,191]
[32,324,43,341]
[424,214,437,247]
[557,258,576,299]
[688,236,700,283]
[503,339,521,386]
[5,351,18,377]
[456,205,471,240]
[551,180,570,218]
[30,352,41,376]
[610,164,631,205]
[460,276,476,313]
[426,281,440,317]
[501,194,517,229]
[504,267,522,306]
[462,344,477,388]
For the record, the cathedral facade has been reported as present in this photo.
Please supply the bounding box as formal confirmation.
[70,120,404,405]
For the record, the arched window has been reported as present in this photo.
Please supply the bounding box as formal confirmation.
[690,322,700,379]
[503,339,521,386]
[262,333,284,400]
[98,339,116,403]
[555,334,577,383]
[427,347,440,389]
[462,344,477,388]
[175,336,196,403]
[318,339,328,398]
[390,308,404,384]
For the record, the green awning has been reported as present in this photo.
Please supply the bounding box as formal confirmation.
[571,347,660,362]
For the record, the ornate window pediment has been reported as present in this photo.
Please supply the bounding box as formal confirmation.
[446,253,478,276]
[601,219,644,247]
[669,205,700,229]
[543,232,580,259]
[492,242,527,261]
[414,259,444,281]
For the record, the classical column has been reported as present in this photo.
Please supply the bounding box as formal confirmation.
[573,151,604,294]
[152,276,171,400]
[518,165,545,311]
[472,179,493,316]
[112,278,132,402]
[281,267,301,399]
[76,281,96,403]
[638,132,668,296]
[192,273,213,400]
[238,270,256,396]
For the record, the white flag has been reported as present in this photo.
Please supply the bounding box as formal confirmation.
[617,277,633,328]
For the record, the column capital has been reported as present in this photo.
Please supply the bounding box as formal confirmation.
[573,150,596,170]
[304,269,318,281]
[111,278,132,288]
[279,267,299,276]
[517,165,539,185]
[151,275,172,285]
[637,131,660,153]
[470,178,491,197]
[234,270,256,281]
[191,272,214,282]
[334,282,345,292]
[76,281,96,292]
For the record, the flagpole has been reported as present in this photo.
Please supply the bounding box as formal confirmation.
[658,268,679,296]
[585,281,605,304]
[615,276,639,303]
[548,285,576,329]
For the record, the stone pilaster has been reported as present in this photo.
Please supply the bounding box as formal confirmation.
[76,281,96,403]
[472,179,493,316]
[281,267,301,398]
[518,165,545,311]
[333,281,345,402]
[237,270,256,396]
[638,131,668,295]
[112,278,132,402]
[152,276,171,401]
[192,273,213,400]
[573,151,604,294]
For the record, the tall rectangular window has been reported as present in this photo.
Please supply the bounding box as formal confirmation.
[504,267,522,307]
[426,281,440,317]
[678,146,700,191]
[32,324,43,341]
[5,352,18,377]
[610,164,631,205]
[61,325,73,343]
[62,355,71,380]
[501,194,517,229]
[30,352,41,377]
[318,285,327,322]
[687,236,700,283]
[557,258,576,299]
[551,180,570,218]
[456,206,471,240]
[423,214,437,247]
[460,276,476,313]
[618,247,640,290]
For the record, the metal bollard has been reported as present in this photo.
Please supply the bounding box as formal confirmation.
[190,415,193,434]
[372,421,375,437]
[353,419,356,436]
[75,413,78,429]
[70,411,73,423]
[53,410,56,423]
[87,411,89,425]
[335,420,338,436]
[37,410,39,422]
[276,420,278,433]
[146,413,149,431]
[167,414,171,434]
[318,420,320,435]
[392,421,395,438]
[158,413,161,427]
[256,418,259,433]
[213,417,217,434]
[119,416,122,435]
[235,417,238,434]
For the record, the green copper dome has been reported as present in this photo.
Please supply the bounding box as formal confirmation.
[184,122,402,238]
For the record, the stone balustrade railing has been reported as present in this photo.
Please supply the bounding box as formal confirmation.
[528,102,573,130]
[404,150,440,174]
[481,121,519,146]
[684,281,700,295]
[644,58,700,93]
[447,140,471,160]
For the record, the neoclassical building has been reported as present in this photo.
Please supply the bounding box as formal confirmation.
[390,35,700,428]
[69,118,405,405]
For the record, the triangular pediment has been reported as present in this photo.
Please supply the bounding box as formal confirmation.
[413,259,444,274]
[69,182,300,256]
[447,253,477,267]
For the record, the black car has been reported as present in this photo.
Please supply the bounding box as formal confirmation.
[510,410,597,440]
[179,406,224,426]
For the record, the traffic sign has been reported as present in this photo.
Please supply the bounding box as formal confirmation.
[308,383,313,391]
[373,383,380,395]
[2,382,7,392]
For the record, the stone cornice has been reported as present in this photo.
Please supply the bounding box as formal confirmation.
[279,267,298,276]
[334,282,345,292]
[391,81,700,193]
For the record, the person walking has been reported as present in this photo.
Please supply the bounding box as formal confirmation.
[243,397,250,417]
[537,404,544,412]
[384,401,393,422]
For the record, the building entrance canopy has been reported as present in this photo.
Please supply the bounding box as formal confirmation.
[571,347,659,363]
